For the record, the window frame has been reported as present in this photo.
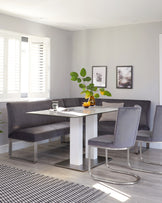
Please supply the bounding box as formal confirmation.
[0,29,50,101]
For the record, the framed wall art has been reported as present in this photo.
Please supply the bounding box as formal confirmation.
[116,66,133,89]
[92,66,107,87]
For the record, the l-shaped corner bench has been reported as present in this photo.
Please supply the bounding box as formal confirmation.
[7,97,150,170]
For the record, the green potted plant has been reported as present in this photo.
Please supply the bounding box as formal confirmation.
[70,68,111,106]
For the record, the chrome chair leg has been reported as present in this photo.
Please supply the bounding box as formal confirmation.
[88,146,140,185]
[105,149,109,167]
[140,142,162,166]
[88,145,92,176]
[139,142,143,161]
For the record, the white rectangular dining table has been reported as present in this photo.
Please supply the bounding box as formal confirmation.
[29,106,117,171]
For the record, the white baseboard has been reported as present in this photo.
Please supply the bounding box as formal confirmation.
[141,142,162,149]
[0,139,49,154]
[150,143,162,149]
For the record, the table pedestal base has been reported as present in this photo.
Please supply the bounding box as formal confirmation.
[55,156,112,172]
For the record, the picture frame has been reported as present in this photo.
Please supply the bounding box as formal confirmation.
[116,66,133,89]
[92,66,107,87]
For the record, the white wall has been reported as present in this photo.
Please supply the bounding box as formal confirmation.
[0,13,72,145]
[1,14,162,148]
[71,22,162,132]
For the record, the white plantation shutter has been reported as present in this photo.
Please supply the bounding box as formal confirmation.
[29,36,49,98]
[7,37,21,98]
[0,30,50,101]
[0,33,21,100]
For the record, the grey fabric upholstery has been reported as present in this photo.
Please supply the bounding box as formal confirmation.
[98,121,115,135]
[63,98,83,107]
[7,100,70,163]
[88,135,114,148]
[7,100,67,135]
[137,105,162,142]
[10,122,70,142]
[95,98,150,134]
[7,100,69,142]
[88,107,141,149]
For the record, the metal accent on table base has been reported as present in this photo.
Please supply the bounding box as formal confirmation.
[55,156,112,172]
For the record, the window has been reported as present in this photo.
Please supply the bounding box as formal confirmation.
[0,30,50,101]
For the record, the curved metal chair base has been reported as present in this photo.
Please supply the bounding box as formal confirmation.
[89,165,140,185]
[128,142,162,174]
[128,162,162,175]
[88,147,140,185]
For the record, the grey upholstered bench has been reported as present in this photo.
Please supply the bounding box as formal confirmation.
[7,100,70,162]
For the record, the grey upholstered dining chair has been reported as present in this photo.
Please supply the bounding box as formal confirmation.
[88,106,141,185]
[129,105,162,174]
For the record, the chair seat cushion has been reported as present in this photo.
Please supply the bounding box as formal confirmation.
[9,122,70,142]
[136,136,152,142]
[88,135,128,149]
[136,135,162,142]
[138,130,152,137]
[88,135,114,147]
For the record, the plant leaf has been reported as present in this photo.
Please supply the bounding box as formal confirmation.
[70,72,78,78]
[71,76,78,81]
[90,91,93,96]
[77,78,81,83]
[100,88,105,92]
[92,87,97,91]
[79,84,86,88]
[83,77,91,82]
[104,90,112,96]
[87,83,94,90]
[80,90,86,94]
[85,91,91,98]
[94,93,100,98]
[80,68,86,77]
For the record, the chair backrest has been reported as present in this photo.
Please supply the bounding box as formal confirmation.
[114,107,141,148]
[152,105,162,141]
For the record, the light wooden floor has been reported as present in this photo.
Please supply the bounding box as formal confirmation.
[1,141,162,203]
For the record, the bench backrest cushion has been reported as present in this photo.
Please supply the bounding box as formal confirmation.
[94,98,150,129]
[7,100,66,135]
[63,98,84,107]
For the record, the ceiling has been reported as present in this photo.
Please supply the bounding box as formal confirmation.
[0,0,162,31]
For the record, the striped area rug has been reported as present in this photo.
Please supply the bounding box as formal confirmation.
[0,164,105,203]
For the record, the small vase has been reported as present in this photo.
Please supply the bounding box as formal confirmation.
[88,96,95,106]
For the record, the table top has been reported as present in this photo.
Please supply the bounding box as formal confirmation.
[28,106,118,118]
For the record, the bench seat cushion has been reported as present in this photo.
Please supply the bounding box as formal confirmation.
[9,122,70,142]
